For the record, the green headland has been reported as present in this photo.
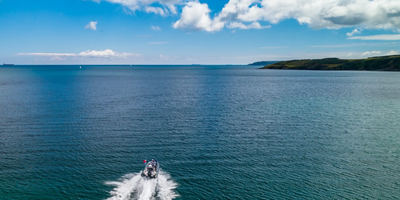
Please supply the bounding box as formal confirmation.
[260,55,400,71]
[249,61,280,66]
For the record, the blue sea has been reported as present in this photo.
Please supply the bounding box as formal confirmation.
[1,65,400,200]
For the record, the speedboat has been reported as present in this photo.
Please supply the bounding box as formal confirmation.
[141,159,159,178]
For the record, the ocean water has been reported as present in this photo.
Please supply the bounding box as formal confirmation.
[1,65,400,200]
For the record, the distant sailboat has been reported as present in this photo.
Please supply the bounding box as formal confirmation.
[79,66,82,69]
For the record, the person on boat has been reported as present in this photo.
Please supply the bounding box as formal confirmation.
[151,159,157,166]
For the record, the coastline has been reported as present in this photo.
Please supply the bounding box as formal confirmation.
[260,55,400,71]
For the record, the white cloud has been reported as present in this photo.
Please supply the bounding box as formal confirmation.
[145,6,167,16]
[362,51,382,57]
[151,26,161,31]
[78,49,137,58]
[227,22,270,29]
[349,34,400,40]
[239,0,400,29]
[17,49,141,60]
[92,0,400,33]
[173,0,400,32]
[343,50,399,58]
[85,21,98,30]
[346,28,362,36]
[344,52,353,57]
[386,50,399,56]
[328,50,399,58]
[93,0,182,16]
[173,1,223,32]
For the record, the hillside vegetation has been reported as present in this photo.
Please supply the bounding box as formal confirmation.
[261,55,400,71]
[249,61,280,66]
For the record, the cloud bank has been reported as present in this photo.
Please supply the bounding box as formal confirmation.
[93,0,400,32]
[345,50,399,58]
[386,50,399,55]
[174,0,400,32]
[361,51,381,57]
[349,34,400,40]
[18,49,141,60]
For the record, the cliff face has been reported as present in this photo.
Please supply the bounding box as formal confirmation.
[261,56,400,71]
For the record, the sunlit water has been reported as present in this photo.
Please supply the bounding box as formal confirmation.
[1,65,400,199]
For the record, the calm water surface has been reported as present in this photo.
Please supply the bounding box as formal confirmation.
[0,65,400,199]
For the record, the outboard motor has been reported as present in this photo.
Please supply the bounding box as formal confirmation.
[147,167,153,177]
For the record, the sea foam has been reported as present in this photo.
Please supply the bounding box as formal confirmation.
[105,171,178,200]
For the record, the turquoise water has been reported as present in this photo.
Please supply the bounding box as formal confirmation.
[1,65,400,199]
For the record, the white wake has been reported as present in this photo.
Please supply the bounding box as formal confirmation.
[105,171,178,200]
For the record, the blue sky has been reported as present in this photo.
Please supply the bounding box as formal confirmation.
[1,0,400,64]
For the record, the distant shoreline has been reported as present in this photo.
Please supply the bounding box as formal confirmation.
[0,64,249,66]
[260,55,400,71]
[248,61,280,66]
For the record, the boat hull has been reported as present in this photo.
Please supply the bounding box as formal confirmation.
[141,161,160,179]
